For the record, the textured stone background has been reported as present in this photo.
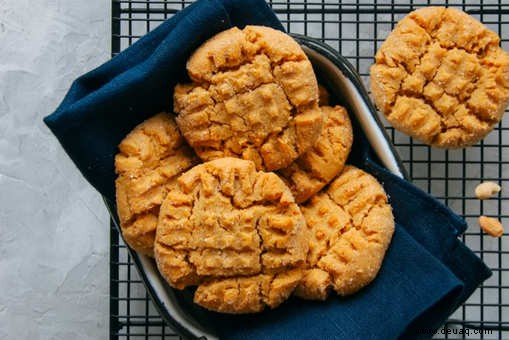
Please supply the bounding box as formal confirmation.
[0,0,111,338]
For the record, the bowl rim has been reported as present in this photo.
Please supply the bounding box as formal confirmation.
[105,35,408,340]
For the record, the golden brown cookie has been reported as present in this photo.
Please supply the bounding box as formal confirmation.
[278,105,353,203]
[174,26,322,171]
[154,157,308,313]
[295,166,394,300]
[115,113,198,256]
[370,7,509,148]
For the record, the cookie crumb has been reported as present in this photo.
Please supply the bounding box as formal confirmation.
[479,216,504,237]
[475,181,501,199]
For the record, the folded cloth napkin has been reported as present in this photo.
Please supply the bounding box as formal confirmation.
[44,0,491,339]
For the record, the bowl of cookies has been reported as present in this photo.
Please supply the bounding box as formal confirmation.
[105,25,408,338]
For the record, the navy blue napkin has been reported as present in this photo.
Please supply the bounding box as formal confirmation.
[44,0,491,338]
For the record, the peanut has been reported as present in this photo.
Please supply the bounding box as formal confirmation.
[475,181,501,199]
[479,216,504,238]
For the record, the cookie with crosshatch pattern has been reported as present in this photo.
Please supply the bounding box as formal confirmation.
[115,113,199,256]
[370,7,509,148]
[174,25,323,171]
[154,157,308,313]
[295,166,394,300]
[278,105,353,203]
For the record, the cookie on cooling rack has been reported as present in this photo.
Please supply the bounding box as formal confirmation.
[154,157,308,313]
[278,105,353,203]
[295,166,394,300]
[115,113,199,256]
[370,7,509,148]
[174,25,323,171]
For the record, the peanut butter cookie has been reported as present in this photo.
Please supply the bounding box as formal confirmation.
[295,166,394,300]
[370,7,509,148]
[115,113,198,256]
[174,26,322,171]
[154,158,308,313]
[279,105,353,203]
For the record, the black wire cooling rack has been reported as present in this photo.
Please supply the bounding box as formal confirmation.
[109,1,509,339]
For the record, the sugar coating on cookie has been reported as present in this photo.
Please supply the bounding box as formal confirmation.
[295,166,394,300]
[115,113,198,256]
[174,26,322,171]
[154,158,308,313]
[279,105,353,203]
[370,7,509,148]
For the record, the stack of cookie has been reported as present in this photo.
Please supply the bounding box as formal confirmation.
[115,25,395,313]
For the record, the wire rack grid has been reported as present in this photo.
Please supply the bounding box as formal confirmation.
[109,1,509,339]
